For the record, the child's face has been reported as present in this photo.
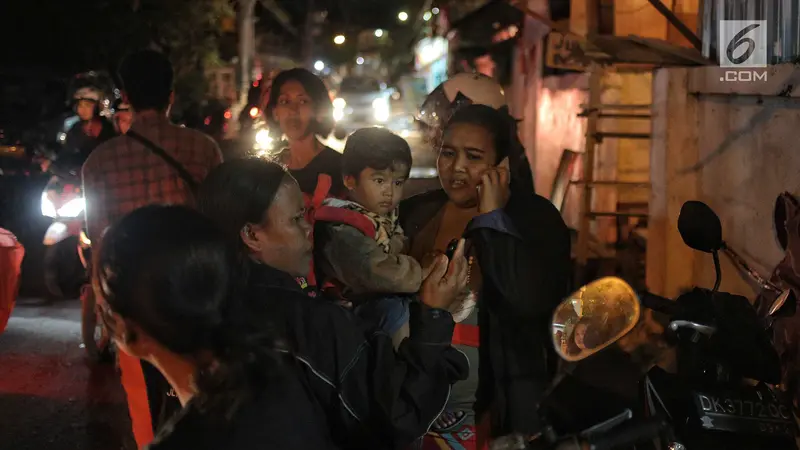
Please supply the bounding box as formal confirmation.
[345,163,409,216]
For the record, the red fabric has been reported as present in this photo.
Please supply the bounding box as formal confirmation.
[453,323,480,348]
[314,206,376,237]
[304,174,333,286]
[118,350,154,448]
[0,228,24,334]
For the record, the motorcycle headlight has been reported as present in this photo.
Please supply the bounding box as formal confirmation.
[41,193,57,218]
[255,129,273,150]
[57,197,85,218]
[333,98,346,122]
[373,98,390,122]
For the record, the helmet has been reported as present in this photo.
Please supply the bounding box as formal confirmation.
[73,87,101,103]
[415,72,506,132]
[113,98,130,112]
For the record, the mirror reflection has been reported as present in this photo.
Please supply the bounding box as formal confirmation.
[552,277,641,362]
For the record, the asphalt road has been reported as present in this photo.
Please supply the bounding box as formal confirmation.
[0,299,135,450]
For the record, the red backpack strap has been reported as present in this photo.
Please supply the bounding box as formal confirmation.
[314,206,376,238]
[304,174,334,287]
[311,174,332,208]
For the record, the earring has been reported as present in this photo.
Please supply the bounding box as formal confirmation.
[243,225,255,239]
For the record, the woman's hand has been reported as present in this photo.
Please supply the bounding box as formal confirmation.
[477,166,510,213]
[420,239,468,311]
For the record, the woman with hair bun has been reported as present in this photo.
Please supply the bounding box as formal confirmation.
[93,205,335,449]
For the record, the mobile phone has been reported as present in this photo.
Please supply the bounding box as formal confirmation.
[445,239,460,260]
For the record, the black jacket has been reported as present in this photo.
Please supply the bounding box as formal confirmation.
[246,263,469,449]
[64,117,116,158]
[148,358,336,450]
[399,186,572,438]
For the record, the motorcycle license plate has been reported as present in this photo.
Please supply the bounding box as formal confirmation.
[692,390,796,438]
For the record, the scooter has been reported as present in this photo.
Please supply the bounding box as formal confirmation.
[517,277,676,450]
[526,201,796,450]
[752,192,800,416]
[640,201,796,449]
[40,152,87,299]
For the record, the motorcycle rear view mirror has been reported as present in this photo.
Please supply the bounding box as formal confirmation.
[677,201,724,253]
[551,277,641,362]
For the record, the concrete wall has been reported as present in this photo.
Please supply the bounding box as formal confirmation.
[647,64,800,299]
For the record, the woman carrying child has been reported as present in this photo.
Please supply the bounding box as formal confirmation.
[197,158,471,449]
[401,75,572,449]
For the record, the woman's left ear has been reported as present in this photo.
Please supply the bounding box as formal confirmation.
[240,224,261,253]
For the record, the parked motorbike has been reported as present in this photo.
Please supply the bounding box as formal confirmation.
[528,201,796,450]
[40,152,87,298]
[518,277,675,450]
[750,192,800,419]
[640,201,795,449]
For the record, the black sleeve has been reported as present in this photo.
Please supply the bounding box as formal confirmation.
[277,292,469,449]
[466,194,572,321]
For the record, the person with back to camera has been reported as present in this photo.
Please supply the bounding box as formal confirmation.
[313,127,475,348]
[93,205,336,449]
[197,158,471,449]
[82,49,223,448]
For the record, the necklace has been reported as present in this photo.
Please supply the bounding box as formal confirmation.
[466,255,475,285]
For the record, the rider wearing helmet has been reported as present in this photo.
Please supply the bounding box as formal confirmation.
[401,73,572,449]
[64,86,116,158]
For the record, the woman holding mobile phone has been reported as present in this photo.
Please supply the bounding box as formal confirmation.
[401,102,572,449]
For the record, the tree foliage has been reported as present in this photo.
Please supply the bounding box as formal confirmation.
[2,0,232,109]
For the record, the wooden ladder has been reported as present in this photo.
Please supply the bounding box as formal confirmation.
[573,64,653,285]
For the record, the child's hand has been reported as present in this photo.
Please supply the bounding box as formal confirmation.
[419,239,468,311]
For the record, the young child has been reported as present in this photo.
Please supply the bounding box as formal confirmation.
[314,128,421,346]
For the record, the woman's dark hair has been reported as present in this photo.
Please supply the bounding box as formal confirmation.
[119,49,174,111]
[95,205,284,420]
[265,68,334,138]
[342,127,412,178]
[445,104,534,191]
[197,159,291,252]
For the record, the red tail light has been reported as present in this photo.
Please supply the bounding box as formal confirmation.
[224,110,232,120]
[204,117,211,126]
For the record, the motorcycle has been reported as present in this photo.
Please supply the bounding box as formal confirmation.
[640,201,795,449]
[515,277,675,450]
[751,193,800,408]
[40,151,87,299]
[527,201,797,450]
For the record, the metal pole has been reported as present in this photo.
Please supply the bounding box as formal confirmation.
[574,0,601,286]
[238,0,256,103]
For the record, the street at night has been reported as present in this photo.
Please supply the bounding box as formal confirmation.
[3,0,800,448]
[0,299,133,450]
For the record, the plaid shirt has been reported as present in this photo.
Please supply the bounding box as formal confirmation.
[82,112,223,242]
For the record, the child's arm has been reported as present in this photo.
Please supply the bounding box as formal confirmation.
[321,224,423,294]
